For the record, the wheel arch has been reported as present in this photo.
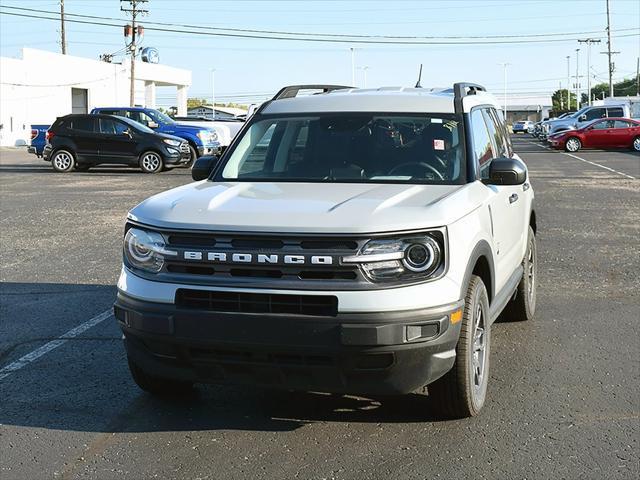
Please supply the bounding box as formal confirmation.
[461,240,495,304]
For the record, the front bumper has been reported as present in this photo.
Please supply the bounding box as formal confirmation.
[115,291,464,395]
[197,143,221,157]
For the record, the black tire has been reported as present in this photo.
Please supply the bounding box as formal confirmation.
[139,151,164,173]
[127,358,194,396]
[632,136,640,152]
[501,226,537,322]
[51,149,76,173]
[564,137,581,152]
[186,144,198,167]
[429,275,491,418]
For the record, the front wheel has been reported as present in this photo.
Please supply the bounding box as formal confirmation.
[632,136,640,152]
[51,149,76,173]
[565,137,581,152]
[429,275,491,418]
[186,144,198,167]
[139,151,164,173]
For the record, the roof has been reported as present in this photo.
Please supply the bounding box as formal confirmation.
[262,86,501,115]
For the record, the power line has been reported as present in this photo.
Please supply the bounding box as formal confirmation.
[1,6,638,45]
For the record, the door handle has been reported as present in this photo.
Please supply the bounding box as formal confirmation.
[509,193,519,204]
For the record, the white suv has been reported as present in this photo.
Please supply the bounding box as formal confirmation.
[115,83,537,418]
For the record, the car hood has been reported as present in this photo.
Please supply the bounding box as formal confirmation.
[174,123,216,133]
[128,181,488,234]
[155,132,186,142]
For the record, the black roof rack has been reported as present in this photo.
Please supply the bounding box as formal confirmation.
[271,84,353,101]
[453,82,486,115]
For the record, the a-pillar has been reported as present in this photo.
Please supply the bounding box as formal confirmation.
[144,81,156,109]
[176,85,188,116]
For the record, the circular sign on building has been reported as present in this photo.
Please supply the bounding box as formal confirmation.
[141,47,159,64]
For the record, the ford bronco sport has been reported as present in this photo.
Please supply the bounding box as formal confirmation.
[114,83,537,418]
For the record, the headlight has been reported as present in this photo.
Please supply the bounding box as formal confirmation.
[123,227,177,273]
[343,233,444,282]
[197,130,218,142]
[163,139,181,147]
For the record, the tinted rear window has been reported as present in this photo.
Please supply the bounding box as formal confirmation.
[69,117,95,132]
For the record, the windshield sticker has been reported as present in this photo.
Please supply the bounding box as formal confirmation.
[433,139,445,150]
[431,118,443,124]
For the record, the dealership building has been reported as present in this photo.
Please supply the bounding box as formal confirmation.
[0,48,191,147]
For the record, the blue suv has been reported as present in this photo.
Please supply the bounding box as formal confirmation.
[90,107,220,162]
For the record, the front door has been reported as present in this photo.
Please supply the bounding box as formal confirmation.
[96,117,137,163]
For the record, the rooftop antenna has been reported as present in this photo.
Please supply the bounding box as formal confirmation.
[415,64,423,88]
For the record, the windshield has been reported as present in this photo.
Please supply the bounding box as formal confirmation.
[119,116,155,133]
[217,113,465,184]
[147,109,176,125]
[570,107,590,118]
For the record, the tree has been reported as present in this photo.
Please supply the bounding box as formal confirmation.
[187,97,208,109]
[552,89,577,112]
[590,75,640,99]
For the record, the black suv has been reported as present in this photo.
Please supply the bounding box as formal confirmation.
[43,114,191,173]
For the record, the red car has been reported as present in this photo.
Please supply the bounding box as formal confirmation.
[548,117,640,152]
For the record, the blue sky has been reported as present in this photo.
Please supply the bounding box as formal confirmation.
[1,0,639,106]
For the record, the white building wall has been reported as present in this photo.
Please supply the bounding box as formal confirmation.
[0,48,191,147]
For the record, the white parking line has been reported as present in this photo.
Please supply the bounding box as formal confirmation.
[525,140,636,180]
[0,309,113,381]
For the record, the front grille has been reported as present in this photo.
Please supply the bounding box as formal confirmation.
[179,142,190,154]
[158,231,366,289]
[176,289,338,316]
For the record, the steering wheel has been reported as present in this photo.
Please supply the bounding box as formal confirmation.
[388,162,444,180]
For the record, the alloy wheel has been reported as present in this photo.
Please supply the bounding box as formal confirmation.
[472,302,487,394]
[566,138,580,152]
[141,152,161,172]
[53,152,73,170]
[633,137,640,151]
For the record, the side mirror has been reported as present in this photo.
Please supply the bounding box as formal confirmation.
[191,155,219,181]
[486,157,527,186]
[148,121,159,129]
[579,114,587,121]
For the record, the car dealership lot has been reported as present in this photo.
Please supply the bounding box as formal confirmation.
[1,139,638,479]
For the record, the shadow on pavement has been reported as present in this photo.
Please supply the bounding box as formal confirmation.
[1,282,452,435]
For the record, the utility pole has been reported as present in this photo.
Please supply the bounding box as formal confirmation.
[605,0,614,97]
[578,39,600,105]
[60,0,66,54]
[498,62,511,119]
[121,0,148,107]
[566,55,571,110]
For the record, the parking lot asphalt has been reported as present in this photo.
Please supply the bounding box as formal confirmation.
[1,138,638,480]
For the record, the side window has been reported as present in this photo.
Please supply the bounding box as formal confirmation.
[613,120,631,129]
[485,108,510,157]
[70,117,95,132]
[470,109,496,178]
[97,110,119,116]
[99,118,129,135]
[584,108,606,121]
[607,107,624,117]
[591,121,608,130]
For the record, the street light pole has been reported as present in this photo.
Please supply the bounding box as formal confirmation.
[350,48,355,86]
[575,48,580,109]
[566,55,571,110]
[210,68,216,119]
[578,39,601,105]
[498,63,510,120]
